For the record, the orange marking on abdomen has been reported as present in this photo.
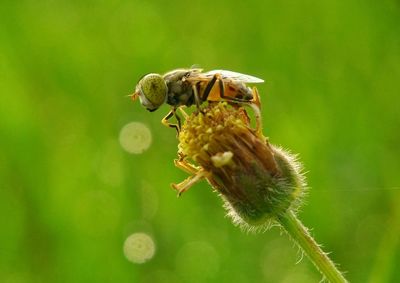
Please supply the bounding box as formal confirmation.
[202,83,240,102]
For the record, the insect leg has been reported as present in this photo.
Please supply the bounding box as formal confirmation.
[175,110,182,131]
[178,106,189,119]
[220,85,264,138]
[174,152,200,174]
[171,169,210,196]
[252,86,262,109]
[191,84,201,109]
[249,87,264,138]
[161,108,180,134]
[172,152,208,196]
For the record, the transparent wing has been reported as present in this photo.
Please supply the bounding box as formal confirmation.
[204,69,264,83]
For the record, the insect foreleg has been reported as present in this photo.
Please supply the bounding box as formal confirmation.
[161,108,180,134]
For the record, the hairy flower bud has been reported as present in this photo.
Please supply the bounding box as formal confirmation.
[177,102,306,230]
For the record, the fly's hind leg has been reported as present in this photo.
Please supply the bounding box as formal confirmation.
[215,77,263,137]
[198,73,264,137]
[216,75,249,103]
[172,152,209,196]
[252,86,261,109]
[249,87,265,139]
[161,108,182,135]
[219,83,264,139]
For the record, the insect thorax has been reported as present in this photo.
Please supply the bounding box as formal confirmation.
[164,72,195,107]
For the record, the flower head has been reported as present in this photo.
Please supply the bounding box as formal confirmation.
[177,102,306,230]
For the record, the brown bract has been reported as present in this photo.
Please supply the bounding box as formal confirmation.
[177,103,305,229]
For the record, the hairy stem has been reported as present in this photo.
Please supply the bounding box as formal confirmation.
[277,210,348,283]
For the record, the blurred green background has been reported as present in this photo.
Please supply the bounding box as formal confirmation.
[1,0,399,282]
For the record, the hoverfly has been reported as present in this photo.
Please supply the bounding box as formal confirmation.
[131,68,264,134]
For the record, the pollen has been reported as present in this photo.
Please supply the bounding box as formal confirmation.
[178,102,250,164]
[211,151,234,168]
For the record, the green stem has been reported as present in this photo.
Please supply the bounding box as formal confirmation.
[277,210,348,283]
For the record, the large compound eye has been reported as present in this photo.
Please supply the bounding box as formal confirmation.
[139,73,167,109]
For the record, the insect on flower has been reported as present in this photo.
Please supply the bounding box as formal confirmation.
[127,68,348,282]
[130,68,265,135]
